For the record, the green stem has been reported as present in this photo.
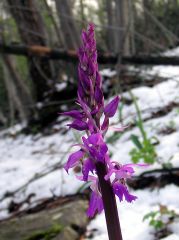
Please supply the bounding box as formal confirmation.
[129,90,147,141]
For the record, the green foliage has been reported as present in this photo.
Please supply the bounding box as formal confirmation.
[130,135,157,164]
[2,17,19,42]
[129,91,157,164]
[143,205,179,231]
[24,224,63,240]
[106,132,122,144]
[16,56,28,81]
[161,161,173,170]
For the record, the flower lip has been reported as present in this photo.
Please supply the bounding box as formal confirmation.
[113,182,137,203]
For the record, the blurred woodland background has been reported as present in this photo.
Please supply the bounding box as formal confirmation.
[1,0,179,131]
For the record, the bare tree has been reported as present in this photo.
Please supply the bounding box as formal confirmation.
[114,0,131,56]
[55,0,81,50]
[3,56,28,123]
[6,0,54,102]
[42,0,66,47]
[105,0,116,52]
[79,0,85,24]
[0,109,7,125]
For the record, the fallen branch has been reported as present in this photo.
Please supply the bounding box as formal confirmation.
[2,43,179,65]
[127,167,179,189]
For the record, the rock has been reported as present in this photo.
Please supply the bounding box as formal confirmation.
[0,199,88,240]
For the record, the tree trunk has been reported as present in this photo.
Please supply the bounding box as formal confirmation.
[6,0,53,102]
[0,109,7,125]
[55,0,81,50]
[114,0,131,56]
[80,0,85,25]
[105,0,116,53]
[129,0,135,55]
[3,56,28,123]
[42,0,66,48]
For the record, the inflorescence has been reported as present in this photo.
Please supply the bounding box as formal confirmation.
[62,23,144,217]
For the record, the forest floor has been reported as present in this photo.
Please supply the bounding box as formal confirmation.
[1,48,179,240]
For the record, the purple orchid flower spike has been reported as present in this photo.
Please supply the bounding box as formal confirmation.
[61,24,147,240]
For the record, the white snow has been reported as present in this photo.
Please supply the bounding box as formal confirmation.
[0,130,83,218]
[163,47,179,57]
[161,234,179,240]
[55,82,67,91]
[100,68,117,78]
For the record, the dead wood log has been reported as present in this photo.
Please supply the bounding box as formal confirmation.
[127,168,179,189]
[1,43,179,65]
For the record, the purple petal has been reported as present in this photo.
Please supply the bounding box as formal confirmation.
[88,59,96,76]
[94,86,104,105]
[122,166,135,174]
[81,52,88,67]
[104,96,120,118]
[77,82,85,100]
[91,50,97,63]
[82,158,95,181]
[88,133,102,145]
[96,72,102,87]
[78,67,90,89]
[64,150,85,173]
[99,143,108,157]
[101,117,109,131]
[81,30,88,45]
[82,136,89,149]
[113,165,135,179]
[83,134,108,162]
[88,23,95,35]
[67,119,88,131]
[60,110,83,120]
[116,163,149,179]
[104,168,116,180]
[91,107,99,115]
[87,191,103,217]
[113,183,137,203]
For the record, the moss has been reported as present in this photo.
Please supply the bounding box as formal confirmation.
[24,224,63,240]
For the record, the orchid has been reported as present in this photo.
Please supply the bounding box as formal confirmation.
[62,23,145,240]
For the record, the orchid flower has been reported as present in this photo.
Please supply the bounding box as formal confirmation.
[61,23,147,240]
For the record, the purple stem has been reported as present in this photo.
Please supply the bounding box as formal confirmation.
[96,162,123,240]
